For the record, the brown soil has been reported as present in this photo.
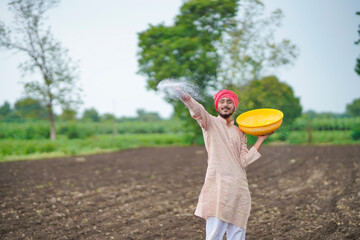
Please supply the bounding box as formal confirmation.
[1,145,359,240]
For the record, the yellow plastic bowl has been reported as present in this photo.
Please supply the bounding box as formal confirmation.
[236,109,284,136]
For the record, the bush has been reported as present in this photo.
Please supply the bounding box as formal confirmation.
[292,116,360,131]
[40,142,56,152]
[0,122,50,139]
[351,125,360,141]
[58,123,95,139]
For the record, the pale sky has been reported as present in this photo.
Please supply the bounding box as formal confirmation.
[0,0,359,118]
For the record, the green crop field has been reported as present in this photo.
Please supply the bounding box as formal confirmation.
[0,120,184,140]
[0,134,190,162]
[1,116,359,162]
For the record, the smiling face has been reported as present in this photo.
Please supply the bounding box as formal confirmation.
[217,97,235,119]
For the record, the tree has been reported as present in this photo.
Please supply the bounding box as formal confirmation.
[346,97,360,117]
[217,0,298,87]
[138,0,238,91]
[235,76,302,126]
[138,0,239,143]
[0,101,21,121]
[59,106,77,121]
[355,11,360,76]
[82,108,100,122]
[14,97,48,119]
[136,109,162,121]
[100,113,116,122]
[138,0,300,143]
[0,101,12,120]
[0,0,82,140]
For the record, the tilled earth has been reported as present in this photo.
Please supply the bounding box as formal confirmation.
[0,145,359,240]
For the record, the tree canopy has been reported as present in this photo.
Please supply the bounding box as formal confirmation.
[136,109,162,122]
[82,108,100,122]
[14,97,48,120]
[59,107,77,121]
[138,0,239,91]
[235,76,302,125]
[346,97,360,117]
[0,102,12,117]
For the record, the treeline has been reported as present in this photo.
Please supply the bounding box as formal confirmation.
[1,97,360,144]
[0,98,163,122]
[0,120,184,140]
[292,112,360,131]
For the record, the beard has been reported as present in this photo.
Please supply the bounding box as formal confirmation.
[218,108,235,119]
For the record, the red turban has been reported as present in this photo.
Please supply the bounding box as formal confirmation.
[214,89,239,111]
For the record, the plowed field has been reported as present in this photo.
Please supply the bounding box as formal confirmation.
[1,145,359,239]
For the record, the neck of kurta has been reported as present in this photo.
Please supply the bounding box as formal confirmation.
[218,115,234,126]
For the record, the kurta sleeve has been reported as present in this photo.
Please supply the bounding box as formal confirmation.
[181,97,211,130]
[239,130,262,168]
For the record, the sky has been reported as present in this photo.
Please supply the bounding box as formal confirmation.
[0,0,359,118]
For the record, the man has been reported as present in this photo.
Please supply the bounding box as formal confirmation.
[175,88,271,240]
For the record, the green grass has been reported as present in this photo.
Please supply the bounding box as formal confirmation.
[0,133,190,162]
[284,130,358,145]
[246,130,359,145]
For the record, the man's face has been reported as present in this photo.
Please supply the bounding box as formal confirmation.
[217,97,235,119]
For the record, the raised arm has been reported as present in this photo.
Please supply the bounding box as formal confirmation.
[239,132,272,167]
[174,87,190,102]
[253,134,270,151]
[169,84,211,130]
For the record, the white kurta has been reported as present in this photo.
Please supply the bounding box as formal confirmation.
[183,97,261,229]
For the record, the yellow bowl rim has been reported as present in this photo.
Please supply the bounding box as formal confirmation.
[236,108,284,128]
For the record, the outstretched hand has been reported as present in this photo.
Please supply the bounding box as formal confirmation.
[172,84,190,101]
[162,80,191,101]
[257,132,274,141]
[253,132,274,151]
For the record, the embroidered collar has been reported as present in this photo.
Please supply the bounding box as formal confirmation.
[217,115,234,126]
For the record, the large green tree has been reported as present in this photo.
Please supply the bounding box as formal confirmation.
[138,0,300,143]
[138,0,239,143]
[138,0,238,90]
[0,0,82,140]
[235,76,302,126]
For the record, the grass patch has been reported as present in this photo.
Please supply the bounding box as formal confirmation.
[248,130,359,145]
[285,130,357,145]
[0,133,190,162]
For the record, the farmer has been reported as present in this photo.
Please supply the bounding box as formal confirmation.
[174,88,270,240]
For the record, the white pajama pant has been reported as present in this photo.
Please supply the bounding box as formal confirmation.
[206,217,246,240]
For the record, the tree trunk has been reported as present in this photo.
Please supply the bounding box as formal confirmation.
[306,119,312,144]
[48,103,56,141]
